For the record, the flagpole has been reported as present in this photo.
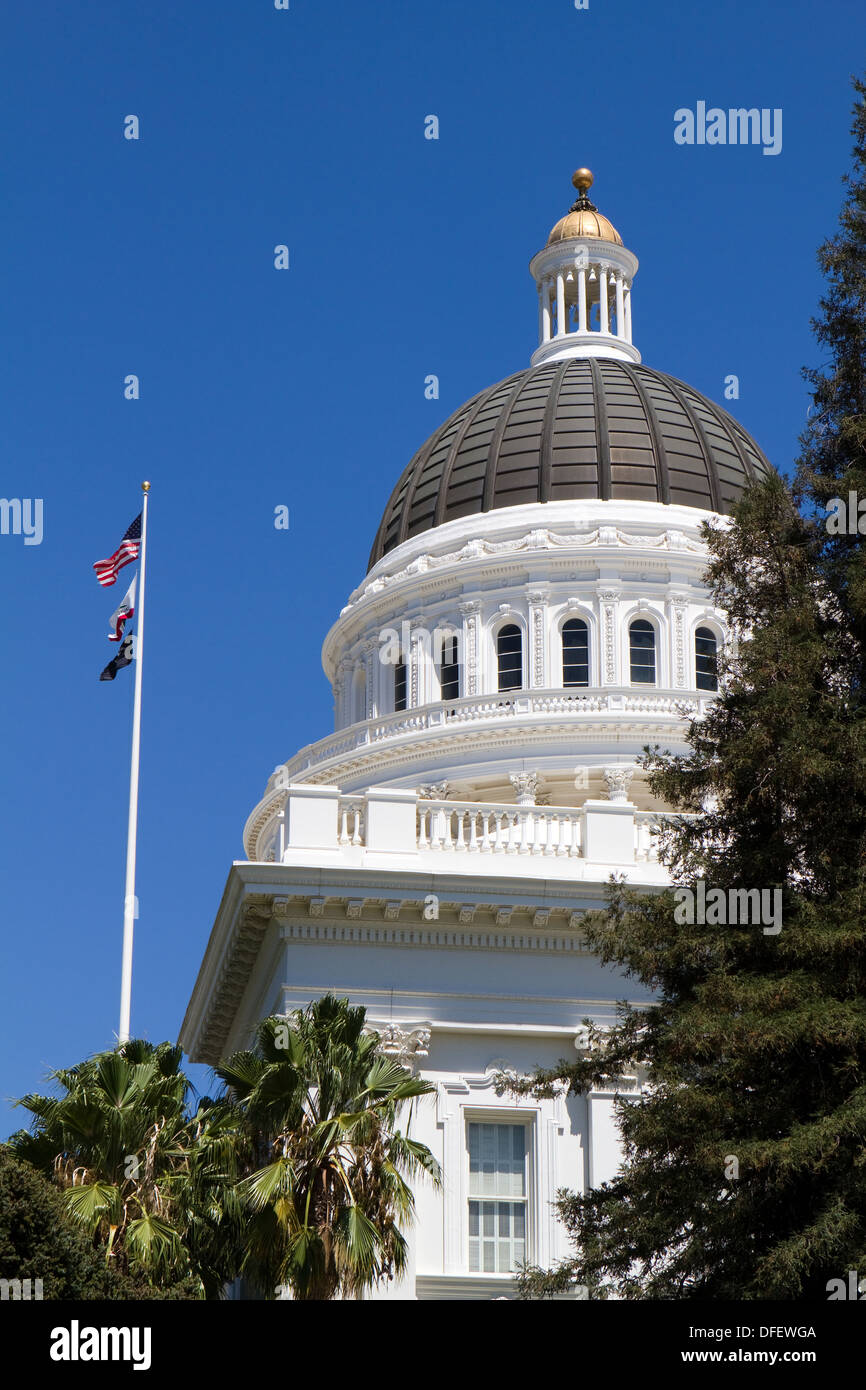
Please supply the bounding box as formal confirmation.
[118,481,150,1044]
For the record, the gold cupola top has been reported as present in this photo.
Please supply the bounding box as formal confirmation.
[546,169,623,247]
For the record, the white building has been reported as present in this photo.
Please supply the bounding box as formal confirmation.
[180,168,773,1299]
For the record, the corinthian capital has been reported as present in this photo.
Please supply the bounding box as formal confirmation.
[509,771,539,806]
[602,766,634,804]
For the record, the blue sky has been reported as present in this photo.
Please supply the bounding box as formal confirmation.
[2,0,864,1130]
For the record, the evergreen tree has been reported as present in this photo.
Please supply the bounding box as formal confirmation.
[795,76,866,641]
[515,81,866,1301]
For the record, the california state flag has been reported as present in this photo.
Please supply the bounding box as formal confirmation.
[108,573,137,642]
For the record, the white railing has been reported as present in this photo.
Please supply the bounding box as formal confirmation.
[283,687,707,781]
[417,800,582,857]
[338,798,364,846]
[251,788,694,869]
[635,811,661,863]
[634,810,696,863]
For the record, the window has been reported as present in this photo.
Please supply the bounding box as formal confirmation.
[438,634,460,701]
[695,626,718,692]
[394,660,407,711]
[629,619,656,685]
[562,618,589,687]
[497,624,523,692]
[352,668,366,722]
[468,1122,527,1273]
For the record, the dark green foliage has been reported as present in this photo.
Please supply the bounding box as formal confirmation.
[795,76,866,641]
[515,81,866,1301]
[0,1144,198,1299]
[9,1040,243,1298]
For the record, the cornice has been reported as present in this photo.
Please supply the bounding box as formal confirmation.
[337,523,709,629]
[182,873,640,1063]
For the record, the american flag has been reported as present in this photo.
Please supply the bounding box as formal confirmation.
[93,513,142,587]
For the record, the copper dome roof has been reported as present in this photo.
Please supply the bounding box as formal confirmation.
[368,358,772,570]
[546,167,623,246]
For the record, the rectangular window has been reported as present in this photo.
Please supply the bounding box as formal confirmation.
[629,620,656,686]
[562,620,589,687]
[467,1122,527,1273]
[394,661,407,712]
[438,635,460,701]
[497,625,523,693]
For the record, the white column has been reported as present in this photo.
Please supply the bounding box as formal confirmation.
[537,287,544,346]
[599,271,609,335]
[624,283,632,342]
[615,274,625,340]
[541,280,551,342]
[556,271,565,337]
[597,587,620,685]
[668,593,688,689]
[578,267,587,332]
[459,600,481,696]
[363,639,378,720]
[410,618,430,708]
[527,587,550,687]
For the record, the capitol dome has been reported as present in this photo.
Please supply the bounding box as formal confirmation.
[183,165,780,1300]
[369,358,772,568]
[243,164,776,828]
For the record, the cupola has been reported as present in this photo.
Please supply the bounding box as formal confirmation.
[529,169,639,367]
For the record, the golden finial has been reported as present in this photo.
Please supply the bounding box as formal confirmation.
[142,481,151,493]
[572,168,594,193]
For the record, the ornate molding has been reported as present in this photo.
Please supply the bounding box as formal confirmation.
[574,1025,649,1094]
[344,526,707,610]
[419,781,450,800]
[669,592,688,690]
[603,766,634,803]
[367,1021,432,1070]
[526,587,550,688]
[278,919,589,953]
[597,588,620,685]
[509,771,539,806]
[459,601,481,697]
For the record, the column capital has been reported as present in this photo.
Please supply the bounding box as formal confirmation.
[418,781,450,801]
[526,585,551,606]
[509,771,539,806]
[603,766,635,804]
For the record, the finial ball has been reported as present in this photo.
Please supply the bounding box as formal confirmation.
[142,481,151,492]
[572,168,594,193]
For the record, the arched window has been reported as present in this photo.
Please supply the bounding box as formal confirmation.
[497,624,523,692]
[394,660,407,711]
[562,618,589,687]
[695,627,718,692]
[629,619,656,685]
[438,634,460,701]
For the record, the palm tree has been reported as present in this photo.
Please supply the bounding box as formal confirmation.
[10,1040,242,1297]
[216,994,441,1300]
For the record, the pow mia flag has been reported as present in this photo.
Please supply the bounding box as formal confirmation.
[100,634,135,682]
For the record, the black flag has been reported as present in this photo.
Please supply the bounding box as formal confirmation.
[100,634,135,682]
